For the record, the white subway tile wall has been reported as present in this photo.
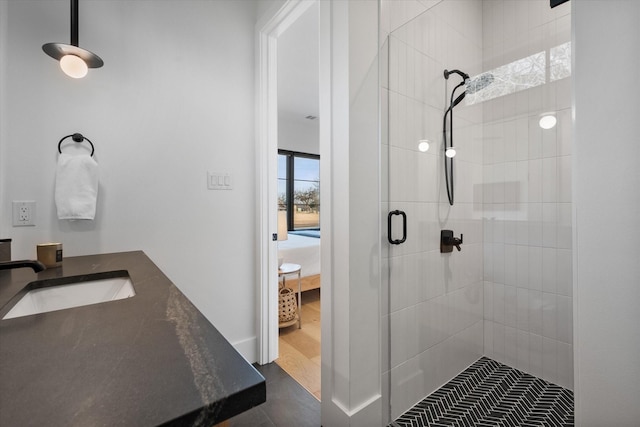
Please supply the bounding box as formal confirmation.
[382,0,572,420]
[382,0,485,419]
[481,0,572,391]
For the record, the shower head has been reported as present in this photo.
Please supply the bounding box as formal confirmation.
[465,73,495,94]
[443,69,469,80]
[443,69,494,207]
[448,73,495,111]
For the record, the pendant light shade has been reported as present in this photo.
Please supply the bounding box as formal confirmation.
[59,53,88,78]
[43,0,103,78]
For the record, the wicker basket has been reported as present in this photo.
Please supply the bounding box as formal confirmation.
[279,287,298,323]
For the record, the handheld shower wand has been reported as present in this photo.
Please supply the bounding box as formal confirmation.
[442,69,495,205]
[443,69,467,206]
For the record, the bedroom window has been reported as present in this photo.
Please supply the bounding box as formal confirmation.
[278,150,320,230]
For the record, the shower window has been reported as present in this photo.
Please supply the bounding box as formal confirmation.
[277,150,320,230]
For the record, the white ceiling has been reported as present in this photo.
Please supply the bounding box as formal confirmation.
[277,3,319,127]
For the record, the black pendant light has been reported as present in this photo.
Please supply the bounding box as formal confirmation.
[42,0,103,78]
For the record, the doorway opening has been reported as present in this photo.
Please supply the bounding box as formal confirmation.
[256,0,321,401]
[275,149,321,400]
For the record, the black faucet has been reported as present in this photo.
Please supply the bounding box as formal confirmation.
[441,230,464,253]
[0,260,46,272]
[452,234,463,251]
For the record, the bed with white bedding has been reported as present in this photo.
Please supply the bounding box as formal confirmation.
[278,233,321,291]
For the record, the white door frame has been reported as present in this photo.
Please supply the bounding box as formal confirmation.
[257,2,383,424]
[255,0,317,365]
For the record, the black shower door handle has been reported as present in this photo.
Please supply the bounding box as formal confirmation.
[388,210,407,245]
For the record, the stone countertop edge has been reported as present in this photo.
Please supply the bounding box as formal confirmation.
[0,250,266,427]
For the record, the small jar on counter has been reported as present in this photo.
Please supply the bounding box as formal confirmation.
[0,238,11,262]
[37,243,63,268]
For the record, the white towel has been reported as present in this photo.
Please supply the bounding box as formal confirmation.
[55,153,99,220]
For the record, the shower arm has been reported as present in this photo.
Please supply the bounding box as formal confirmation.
[443,69,469,81]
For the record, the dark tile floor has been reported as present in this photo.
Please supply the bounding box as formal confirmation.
[231,357,574,427]
[391,357,574,427]
[228,362,321,427]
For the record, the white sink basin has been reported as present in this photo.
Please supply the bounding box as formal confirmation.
[2,273,135,320]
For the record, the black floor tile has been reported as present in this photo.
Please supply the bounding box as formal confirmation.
[230,358,573,427]
[391,357,574,427]
[227,406,277,427]
[228,362,321,427]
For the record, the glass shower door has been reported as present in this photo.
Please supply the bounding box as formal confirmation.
[383,2,486,423]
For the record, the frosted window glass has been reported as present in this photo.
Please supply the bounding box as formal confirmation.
[550,42,572,82]
[466,52,546,105]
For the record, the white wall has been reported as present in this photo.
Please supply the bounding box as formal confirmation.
[277,2,320,155]
[382,0,485,419]
[278,114,319,154]
[482,0,573,390]
[320,1,383,425]
[0,0,259,360]
[573,0,640,424]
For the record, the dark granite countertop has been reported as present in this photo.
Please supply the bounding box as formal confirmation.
[0,251,265,426]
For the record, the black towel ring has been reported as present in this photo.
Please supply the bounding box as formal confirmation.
[58,133,95,157]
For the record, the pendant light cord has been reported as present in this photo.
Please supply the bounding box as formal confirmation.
[70,0,79,46]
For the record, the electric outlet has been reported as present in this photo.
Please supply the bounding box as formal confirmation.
[12,201,36,226]
[19,206,29,221]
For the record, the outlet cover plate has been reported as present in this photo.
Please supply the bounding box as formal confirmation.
[12,201,36,226]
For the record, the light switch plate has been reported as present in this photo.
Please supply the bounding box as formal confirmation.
[207,172,233,190]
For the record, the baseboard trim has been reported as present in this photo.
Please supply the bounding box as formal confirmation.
[328,393,382,426]
[232,336,257,363]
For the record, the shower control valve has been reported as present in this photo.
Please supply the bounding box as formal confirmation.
[452,234,463,251]
[441,230,463,253]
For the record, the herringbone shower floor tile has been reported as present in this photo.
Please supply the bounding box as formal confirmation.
[392,357,574,427]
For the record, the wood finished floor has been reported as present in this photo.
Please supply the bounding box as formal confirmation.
[275,288,321,401]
